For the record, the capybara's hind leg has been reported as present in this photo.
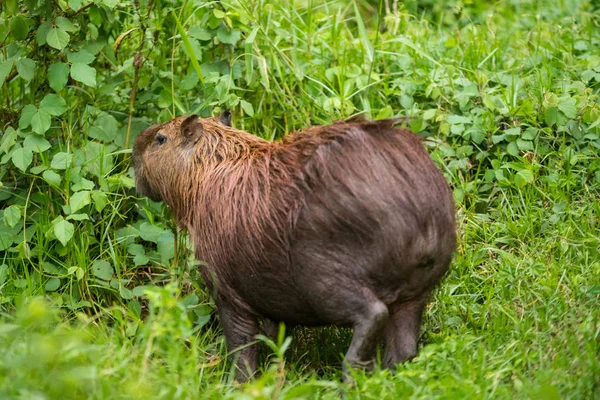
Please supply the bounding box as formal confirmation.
[342,291,389,380]
[382,294,429,369]
[216,298,260,382]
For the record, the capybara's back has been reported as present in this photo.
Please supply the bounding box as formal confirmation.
[133,114,456,382]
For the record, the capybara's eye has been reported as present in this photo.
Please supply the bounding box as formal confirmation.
[155,133,167,146]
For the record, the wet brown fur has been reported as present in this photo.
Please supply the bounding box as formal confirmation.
[133,115,456,381]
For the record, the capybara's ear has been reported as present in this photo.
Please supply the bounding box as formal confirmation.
[181,115,202,139]
[219,109,232,127]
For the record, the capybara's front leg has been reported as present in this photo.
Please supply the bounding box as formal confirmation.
[216,297,259,382]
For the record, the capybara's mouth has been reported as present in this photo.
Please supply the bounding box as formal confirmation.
[134,172,163,202]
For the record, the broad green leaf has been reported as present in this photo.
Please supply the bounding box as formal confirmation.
[4,0,18,14]
[515,169,534,188]
[40,94,68,116]
[447,115,472,124]
[56,17,77,32]
[67,213,90,221]
[45,278,61,292]
[92,260,113,280]
[157,236,175,261]
[91,190,108,212]
[51,152,73,170]
[558,97,577,119]
[67,50,95,64]
[42,262,61,274]
[23,134,51,153]
[545,107,559,126]
[19,105,37,129]
[31,109,51,134]
[128,243,146,256]
[70,62,96,87]
[216,26,241,45]
[16,58,35,81]
[189,26,211,41]
[516,139,533,151]
[54,219,74,246]
[120,284,133,300]
[11,147,33,172]
[0,231,13,251]
[0,127,18,154]
[4,205,21,228]
[42,170,62,187]
[10,16,28,40]
[71,176,95,191]
[89,113,118,142]
[139,222,169,243]
[36,21,53,45]
[69,190,91,213]
[48,62,70,92]
[46,27,70,50]
[0,61,13,88]
[102,0,118,8]
[133,253,150,266]
[30,165,47,174]
[507,141,519,157]
[240,100,254,116]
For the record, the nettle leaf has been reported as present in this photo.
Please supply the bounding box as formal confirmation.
[48,63,70,92]
[40,94,68,116]
[23,134,51,153]
[69,190,91,213]
[0,61,14,88]
[4,205,21,228]
[51,152,73,170]
[56,17,77,32]
[67,50,95,64]
[16,58,36,81]
[92,260,113,280]
[36,21,52,45]
[19,104,37,130]
[46,27,70,50]
[53,218,74,246]
[31,109,52,134]
[42,169,62,187]
[11,147,33,172]
[71,63,96,87]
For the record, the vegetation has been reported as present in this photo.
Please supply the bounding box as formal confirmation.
[0,0,598,398]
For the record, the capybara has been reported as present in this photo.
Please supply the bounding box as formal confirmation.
[132,112,456,381]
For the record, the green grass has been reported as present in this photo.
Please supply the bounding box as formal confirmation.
[0,0,599,398]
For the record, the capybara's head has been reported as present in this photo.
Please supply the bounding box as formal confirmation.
[132,111,240,203]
